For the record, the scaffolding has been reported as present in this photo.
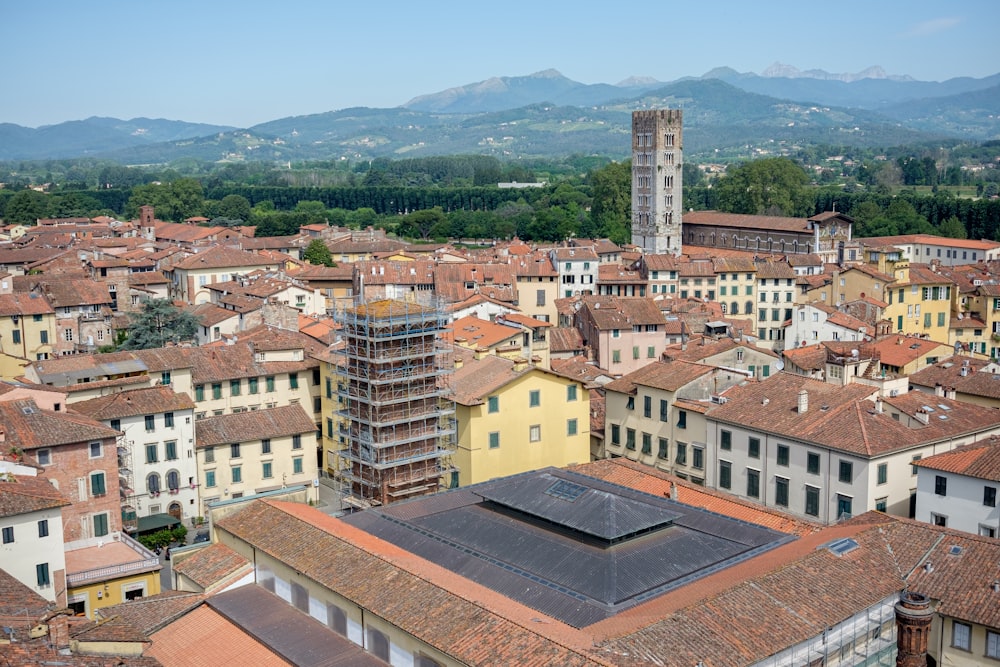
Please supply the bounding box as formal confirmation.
[332,298,456,506]
[118,436,138,533]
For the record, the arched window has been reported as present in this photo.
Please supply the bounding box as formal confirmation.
[368,628,390,661]
[166,470,180,491]
[327,604,347,636]
[731,301,740,315]
[147,473,161,495]
[291,582,308,612]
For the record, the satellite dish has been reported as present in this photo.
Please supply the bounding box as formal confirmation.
[774,359,784,371]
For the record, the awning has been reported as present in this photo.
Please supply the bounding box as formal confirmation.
[136,513,181,534]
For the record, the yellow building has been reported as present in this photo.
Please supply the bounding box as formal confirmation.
[450,354,589,487]
[883,264,954,344]
[0,292,57,379]
[64,533,161,619]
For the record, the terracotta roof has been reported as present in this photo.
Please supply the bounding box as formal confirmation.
[909,355,1000,400]
[781,343,828,371]
[914,437,1000,481]
[195,404,317,447]
[171,543,252,592]
[435,263,518,303]
[171,247,273,271]
[871,334,951,368]
[684,210,816,233]
[0,399,119,450]
[216,500,609,667]
[0,474,70,518]
[579,296,665,329]
[860,233,1000,251]
[597,265,644,283]
[451,355,528,405]
[146,603,285,666]
[96,590,205,635]
[662,336,776,364]
[605,360,715,394]
[549,326,585,353]
[70,386,194,420]
[190,302,238,327]
[551,247,599,262]
[512,253,559,278]
[642,254,680,272]
[448,315,522,351]
[0,292,54,316]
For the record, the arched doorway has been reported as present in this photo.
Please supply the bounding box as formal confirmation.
[168,502,182,521]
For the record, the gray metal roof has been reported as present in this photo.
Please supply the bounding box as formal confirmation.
[343,468,793,628]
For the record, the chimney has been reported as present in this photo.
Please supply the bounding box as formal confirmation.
[797,389,808,414]
[894,591,933,667]
[934,383,944,398]
[914,410,930,425]
[875,397,883,413]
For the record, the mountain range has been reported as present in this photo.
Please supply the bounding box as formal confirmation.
[2,66,998,163]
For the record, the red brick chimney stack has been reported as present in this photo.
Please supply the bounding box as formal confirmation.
[895,591,933,667]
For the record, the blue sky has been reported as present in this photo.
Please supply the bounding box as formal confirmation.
[3,0,997,128]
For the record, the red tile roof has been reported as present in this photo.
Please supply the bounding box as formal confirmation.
[195,404,317,448]
[0,474,70,518]
[914,437,1000,480]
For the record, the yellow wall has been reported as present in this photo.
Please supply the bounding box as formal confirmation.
[453,369,589,486]
[68,570,161,619]
[884,281,953,344]
[0,312,55,380]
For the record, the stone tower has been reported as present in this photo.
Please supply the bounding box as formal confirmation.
[631,109,683,255]
[895,591,933,667]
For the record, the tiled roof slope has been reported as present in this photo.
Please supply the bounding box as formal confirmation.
[171,543,251,591]
[0,399,119,450]
[451,355,526,405]
[216,500,611,667]
[707,373,1000,457]
[195,404,316,447]
[0,474,69,518]
[579,296,664,329]
[71,386,194,420]
[96,590,205,635]
[604,360,715,394]
[171,247,272,271]
[913,437,1000,481]
[908,355,1000,400]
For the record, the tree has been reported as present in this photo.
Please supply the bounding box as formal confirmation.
[121,299,199,350]
[4,190,49,224]
[939,216,968,239]
[714,158,812,217]
[588,161,631,244]
[303,239,335,267]
[215,194,251,222]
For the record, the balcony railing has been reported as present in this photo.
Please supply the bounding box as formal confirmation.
[66,532,159,586]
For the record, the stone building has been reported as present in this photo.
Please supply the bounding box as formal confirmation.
[631,110,683,256]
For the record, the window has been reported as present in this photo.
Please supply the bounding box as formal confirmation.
[775,477,789,507]
[911,454,922,475]
[675,441,687,465]
[659,399,668,422]
[719,461,732,489]
[289,373,299,389]
[876,497,887,512]
[985,486,997,507]
[626,428,636,450]
[230,379,241,396]
[488,396,499,413]
[165,441,177,461]
[632,346,640,360]
[987,630,1000,659]
[11,329,20,344]
[935,475,947,496]
[294,457,304,474]
[327,604,347,636]
[626,396,634,410]
[676,410,687,429]
[643,395,651,418]
[231,466,242,484]
[568,419,578,436]
[747,469,760,498]
[249,377,259,394]
[658,438,669,460]
[40,330,48,344]
[164,412,175,428]
[89,442,102,458]
[144,414,155,431]
[807,452,820,475]
[529,425,541,442]
[205,470,216,488]
[805,486,820,517]
[230,443,241,459]
[641,432,652,455]
[837,494,853,519]
[610,424,620,446]
[90,472,106,496]
[292,434,302,450]
[212,383,222,399]
[567,385,577,401]
[93,513,109,537]
[36,563,50,587]
[166,470,180,491]
[877,463,888,485]
[266,376,275,392]
[720,430,732,450]
[145,444,158,463]
[692,446,703,470]
[776,444,789,466]
[64,328,73,342]
[529,390,540,407]
[204,447,215,464]
[839,460,853,483]
[36,449,51,466]
[952,621,971,651]
[2,527,13,544]
[748,437,760,459]
[488,432,500,449]
[368,628,390,661]
[647,346,656,358]
[261,438,271,454]
[38,519,48,538]
[195,385,205,401]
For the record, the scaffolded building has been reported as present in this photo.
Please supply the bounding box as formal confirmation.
[333,298,455,506]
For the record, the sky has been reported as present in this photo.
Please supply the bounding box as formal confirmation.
[3,0,998,129]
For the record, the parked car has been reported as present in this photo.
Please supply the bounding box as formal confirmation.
[193,530,210,544]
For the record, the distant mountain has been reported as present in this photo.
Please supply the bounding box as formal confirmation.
[0,117,234,160]
[403,69,664,113]
[2,66,998,163]
[759,62,914,83]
